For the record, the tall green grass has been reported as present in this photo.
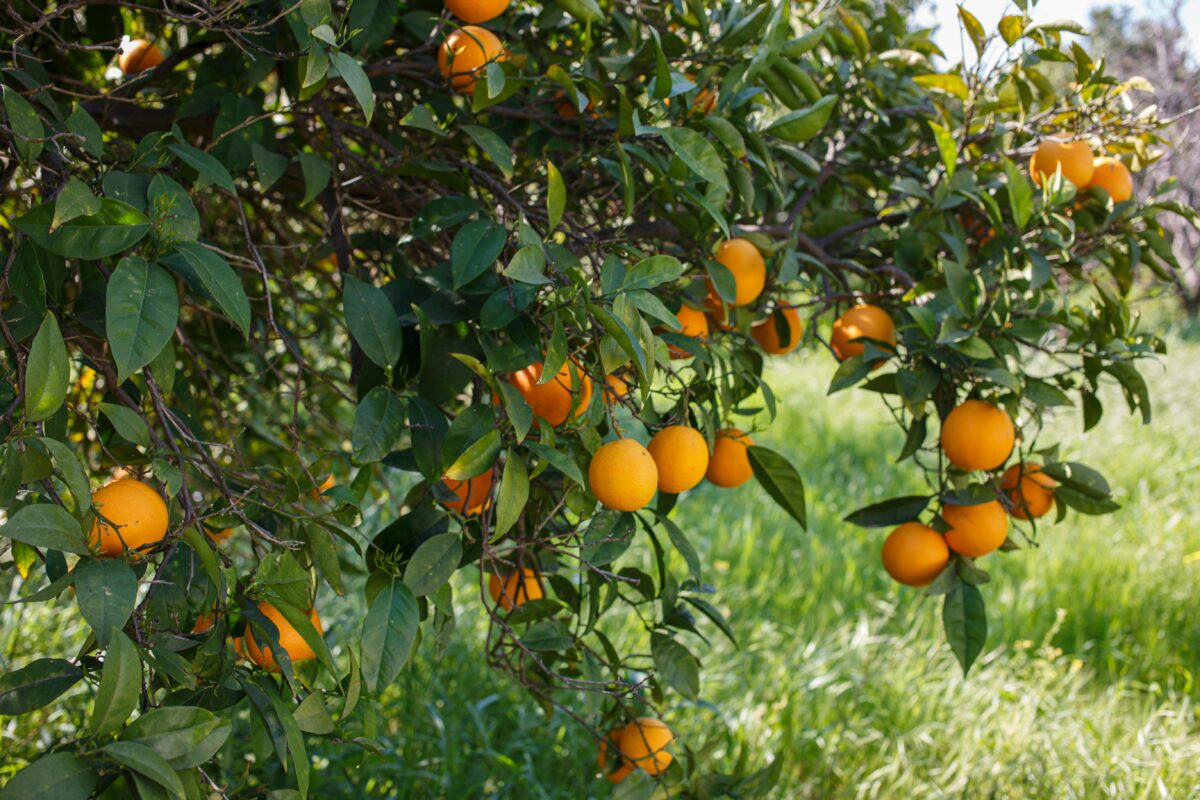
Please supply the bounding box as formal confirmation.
[329,324,1200,798]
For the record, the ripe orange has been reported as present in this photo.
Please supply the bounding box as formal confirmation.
[1087,157,1133,203]
[752,307,803,354]
[1029,138,1095,188]
[705,428,754,488]
[618,718,674,775]
[445,0,510,24]
[939,399,1015,472]
[311,474,336,498]
[1000,464,1055,519]
[508,360,593,426]
[244,603,322,672]
[670,303,709,358]
[603,373,630,404]
[647,426,709,494]
[942,500,1008,558]
[588,439,658,511]
[441,469,494,514]
[233,636,247,659]
[119,39,165,75]
[89,479,169,558]
[830,304,896,361]
[192,609,217,635]
[708,239,766,307]
[437,26,505,94]
[881,522,950,586]
[598,727,635,783]
[488,567,543,609]
[208,526,235,543]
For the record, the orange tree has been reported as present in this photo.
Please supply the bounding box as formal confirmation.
[1,0,1196,795]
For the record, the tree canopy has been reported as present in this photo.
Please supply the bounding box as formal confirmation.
[1,0,1196,796]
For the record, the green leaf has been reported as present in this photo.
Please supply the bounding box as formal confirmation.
[0,658,83,715]
[73,558,138,646]
[38,437,91,512]
[251,143,289,190]
[913,73,969,100]
[546,160,566,232]
[2,503,89,553]
[66,105,104,158]
[352,387,405,463]
[957,5,987,59]
[3,85,44,165]
[106,256,179,383]
[556,0,604,23]
[101,741,184,799]
[844,495,931,527]
[123,706,230,769]
[621,255,684,292]
[461,125,514,179]
[160,242,251,336]
[343,274,403,369]
[299,151,331,205]
[147,174,200,244]
[659,516,702,585]
[999,14,1026,45]
[1041,461,1111,499]
[650,633,701,699]
[746,446,807,528]
[927,120,958,179]
[444,429,501,481]
[348,0,401,54]
[15,198,149,259]
[98,403,151,448]
[359,577,419,693]
[451,219,507,289]
[166,143,236,193]
[0,751,96,800]
[943,583,987,675]
[493,450,529,539]
[403,532,462,596]
[661,126,727,187]
[503,244,550,284]
[293,691,335,735]
[1003,157,1033,231]
[329,50,375,124]
[91,631,142,736]
[24,312,70,422]
[51,178,102,232]
[523,441,584,486]
[765,96,836,143]
[521,620,572,651]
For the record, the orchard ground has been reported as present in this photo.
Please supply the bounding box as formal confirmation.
[5,309,1199,798]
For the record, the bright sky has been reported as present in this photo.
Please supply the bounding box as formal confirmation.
[920,0,1200,64]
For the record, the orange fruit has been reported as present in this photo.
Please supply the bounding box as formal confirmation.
[244,603,322,672]
[1000,464,1055,519]
[488,567,543,609]
[881,522,950,587]
[588,439,658,511]
[1087,157,1133,203]
[598,727,635,783]
[618,718,674,775]
[830,304,896,361]
[603,373,630,404]
[89,479,170,558]
[119,39,165,75]
[445,0,510,24]
[704,290,734,330]
[942,500,1008,558]
[705,428,754,488]
[208,527,235,543]
[232,636,247,659]
[192,609,217,635]
[670,304,709,358]
[752,307,804,354]
[708,239,766,307]
[1029,138,1095,188]
[441,469,494,514]
[438,26,504,94]
[940,399,1015,472]
[311,474,336,498]
[647,425,709,494]
[507,360,593,426]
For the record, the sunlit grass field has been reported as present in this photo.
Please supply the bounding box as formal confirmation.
[319,320,1200,798]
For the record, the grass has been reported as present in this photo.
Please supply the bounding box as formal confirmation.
[314,319,1200,798]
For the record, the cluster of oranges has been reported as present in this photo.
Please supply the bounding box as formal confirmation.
[881,399,1058,587]
[1028,137,1134,203]
[437,0,510,94]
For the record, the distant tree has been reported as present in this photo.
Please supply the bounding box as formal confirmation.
[1091,0,1200,314]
